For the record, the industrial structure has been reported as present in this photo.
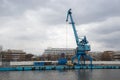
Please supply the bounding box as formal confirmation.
[66,9,93,66]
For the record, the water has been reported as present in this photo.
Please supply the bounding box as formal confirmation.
[0,69,120,80]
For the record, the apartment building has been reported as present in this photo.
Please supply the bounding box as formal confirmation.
[1,49,26,61]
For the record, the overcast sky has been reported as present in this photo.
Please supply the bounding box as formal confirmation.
[0,0,120,55]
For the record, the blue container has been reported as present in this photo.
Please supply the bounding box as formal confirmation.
[58,58,67,65]
[34,62,45,66]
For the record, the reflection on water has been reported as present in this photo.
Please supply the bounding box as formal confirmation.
[0,69,120,80]
[76,69,92,80]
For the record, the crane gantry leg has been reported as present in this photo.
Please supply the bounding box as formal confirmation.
[77,55,81,64]
[84,54,93,66]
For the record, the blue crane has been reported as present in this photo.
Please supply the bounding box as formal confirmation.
[66,9,92,66]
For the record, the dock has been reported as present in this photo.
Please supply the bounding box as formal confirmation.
[0,65,120,71]
[0,61,120,71]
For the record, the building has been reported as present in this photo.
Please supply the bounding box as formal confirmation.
[43,48,76,60]
[112,51,120,61]
[25,54,34,61]
[44,48,75,54]
[1,49,26,61]
[100,51,120,61]
[101,51,115,61]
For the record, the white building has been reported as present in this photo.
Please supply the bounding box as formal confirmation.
[43,48,76,55]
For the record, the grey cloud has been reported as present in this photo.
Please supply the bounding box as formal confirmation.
[89,17,120,35]
[1,0,120,25]
[85,17,120,51]
[36,0,120,25]
[98,32,120,49]
[72,0,120,24]
[0,0,120,54]
[0,0,48,16]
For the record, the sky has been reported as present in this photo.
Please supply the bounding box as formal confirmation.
[0,0,120,55]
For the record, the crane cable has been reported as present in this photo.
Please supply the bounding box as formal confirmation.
[66,22,68,54]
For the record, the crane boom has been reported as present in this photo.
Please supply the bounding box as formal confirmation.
[66,9,79,46]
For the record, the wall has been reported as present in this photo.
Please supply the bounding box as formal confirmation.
[0,61,120,66]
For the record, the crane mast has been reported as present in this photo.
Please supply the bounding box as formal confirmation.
[66,9,92,66]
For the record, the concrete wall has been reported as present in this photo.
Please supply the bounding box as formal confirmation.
[10,61,58,66]
[0,61,120,66]
[86,61,120,65]
[10,61,33,66]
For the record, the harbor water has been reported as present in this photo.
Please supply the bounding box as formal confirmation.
[0,69,120,80]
